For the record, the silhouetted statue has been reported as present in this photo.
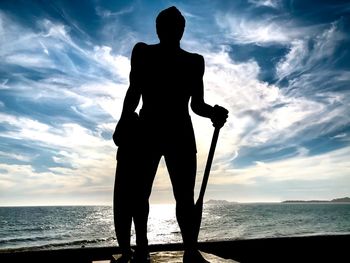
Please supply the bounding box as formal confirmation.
[113,6,228,263]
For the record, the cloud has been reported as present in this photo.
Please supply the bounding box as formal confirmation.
[180,32,350,203]
[196,49,328,151]
[95,3,140,56]
[0,152,34,162]
[0,161,114,197]
[5,53,53,68]
[0,12,129,205]
[96,5,134,18]
[0,11,131,83]
[248,0,281,9]
[210,145,350,187]
[275,39,308,79]
[0,11,130,120]
[93,46,130,82]
[188,4,350,202]
[0,112,114,152]
[276,22,345,80]
[0,111,117,205]
[204,145,350,204]
[331,133,347,139]
[272,20,350,148]
[215,13,314,45]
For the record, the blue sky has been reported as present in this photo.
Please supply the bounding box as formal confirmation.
[0,0,349,205]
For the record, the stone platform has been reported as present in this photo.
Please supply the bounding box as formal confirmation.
[93,250,239,262]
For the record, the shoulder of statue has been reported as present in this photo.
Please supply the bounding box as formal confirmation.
[132,42,149,55]
[182,50,204,65]
[131,42,149,65]
[194,53,204,67]
[185,52,204,74]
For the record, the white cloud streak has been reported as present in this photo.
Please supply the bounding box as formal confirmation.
[276,22,344,80]
[182,37,349,202]
[196,49,328,150]
[0,12,131,81]
[0,112,117,205]
[0,13,128,205]
[96,6,135,18]
[215,13,314,45]
[210,146,350,191]
[248,0,281,9]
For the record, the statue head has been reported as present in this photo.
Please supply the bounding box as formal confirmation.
[156,6,185,44]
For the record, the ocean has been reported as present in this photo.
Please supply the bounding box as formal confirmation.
[1,203,350,251]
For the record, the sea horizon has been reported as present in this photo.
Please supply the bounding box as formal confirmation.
[2,196,349,207]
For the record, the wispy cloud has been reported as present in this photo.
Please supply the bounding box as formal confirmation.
[248,0,281,9]
[206,145,350,203]
[197,49,328,150]
[215,13,314,46]
[331,133,347,139]
[96,5,134,18]
[276,21,345,80]
[0,111,117,204]
[0,10,129,204]
[182,7,350,202]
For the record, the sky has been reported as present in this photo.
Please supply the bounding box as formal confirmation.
[0,0,350,206]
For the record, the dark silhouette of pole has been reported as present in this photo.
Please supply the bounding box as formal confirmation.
[194,126,221,241]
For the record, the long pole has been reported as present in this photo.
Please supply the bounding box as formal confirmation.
[194,126,221,240]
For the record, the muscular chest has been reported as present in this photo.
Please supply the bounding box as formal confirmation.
[146,55,191,81]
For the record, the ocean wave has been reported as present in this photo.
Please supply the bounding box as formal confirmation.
[0,236,117,252]
[0,235,55,244]
[4,225,55,233]
[44,236,116,248]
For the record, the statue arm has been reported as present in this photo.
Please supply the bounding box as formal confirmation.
[190,55,214,119]
[120,43,145,119]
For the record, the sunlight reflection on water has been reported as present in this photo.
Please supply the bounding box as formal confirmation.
[1,203,350,250]
[130,204,181,245]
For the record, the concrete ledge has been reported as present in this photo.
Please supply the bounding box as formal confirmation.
[1,235,349,263]
[93,251,239,263]
[150,250,238,263]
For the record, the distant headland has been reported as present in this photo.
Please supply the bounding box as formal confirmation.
[282,197,350,203]
[205,197,350,204]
